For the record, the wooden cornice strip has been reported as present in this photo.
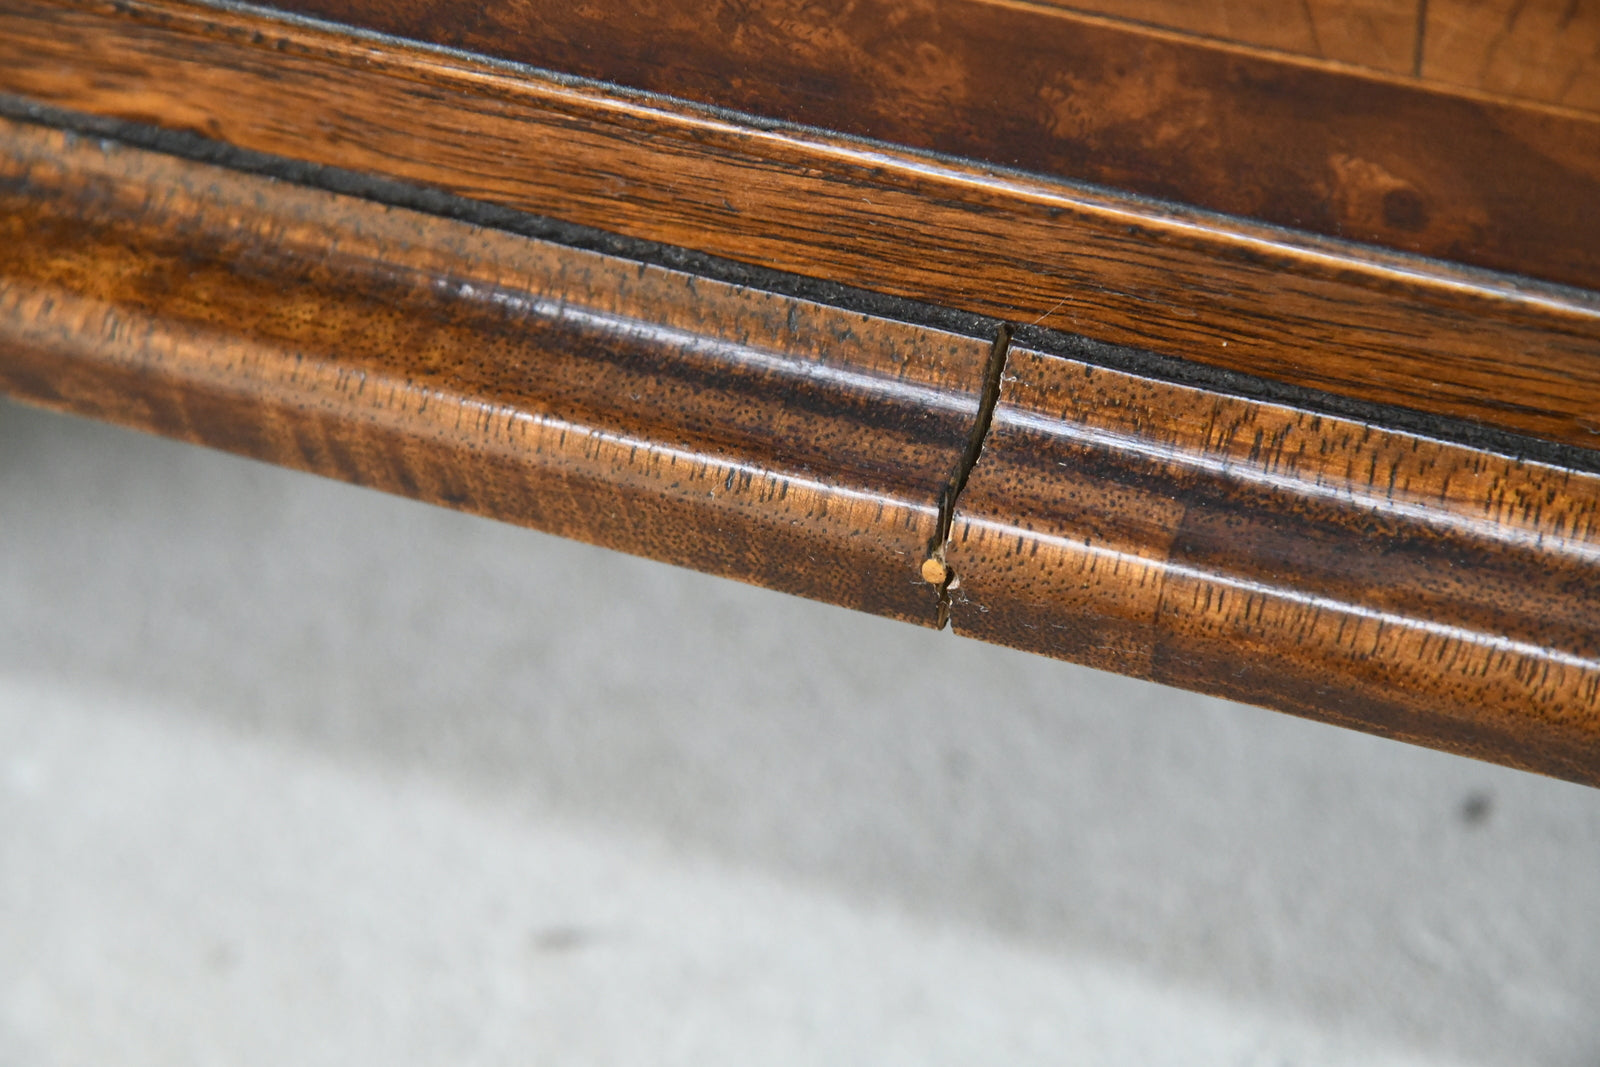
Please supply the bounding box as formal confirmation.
[949,331,1600,784]
[3,114,1599,783]
[4,0,1600,455]
[0,118,996,625]
[254,0,1600,293]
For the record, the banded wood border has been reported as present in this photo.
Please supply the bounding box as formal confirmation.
[3,0,1600,455]
[260,0,1600,291]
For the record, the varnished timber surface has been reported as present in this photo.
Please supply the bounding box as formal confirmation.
[947,331,1600,784]
[1424,0,1600,111]
[6,0,1600,457]
[251,0,1600,291]
[5,115,1600,783]
[1034,0,1419,72]
[0,118,995,624]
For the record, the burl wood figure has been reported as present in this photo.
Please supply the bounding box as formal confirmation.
[0,0,1597,783]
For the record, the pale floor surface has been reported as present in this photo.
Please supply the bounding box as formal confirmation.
[2,398,1598,1064]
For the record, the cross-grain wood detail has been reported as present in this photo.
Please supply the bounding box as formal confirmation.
[1030,0,1420,72]
[1423,0,1600,111]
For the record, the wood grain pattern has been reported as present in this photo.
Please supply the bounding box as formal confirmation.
[6,0,1600,457]
[946,330,1600,784]
[1424,0,1600,110]
[0,118,995,624]
[1035,0,1419,72]
[249,0,1600,290]
[5,113,1600,783]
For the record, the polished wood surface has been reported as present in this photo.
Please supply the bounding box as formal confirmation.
[3,0,1600,784]
[5,0,1600,456]
[1037,0,1420,72]
[252,0,1600,290]
[1021,0,1600,107]
[0,118,994,625]
[3,112,1599,783]
[1424,0,1600,109]
[948,330,1600,783]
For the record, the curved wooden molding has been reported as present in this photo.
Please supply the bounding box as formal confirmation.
[0,118,994,624]
[2,114,1598,784]
[4,0,1600,456]
[950,331,1600,783]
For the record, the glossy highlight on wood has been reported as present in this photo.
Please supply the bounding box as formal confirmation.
[5,0,1600,456]
[947,331,1600,783]
[0,117,994,624]
[254,0,1600,290]
[3,2,1600,786]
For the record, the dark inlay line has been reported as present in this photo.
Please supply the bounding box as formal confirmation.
[1413,0,1430,78]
